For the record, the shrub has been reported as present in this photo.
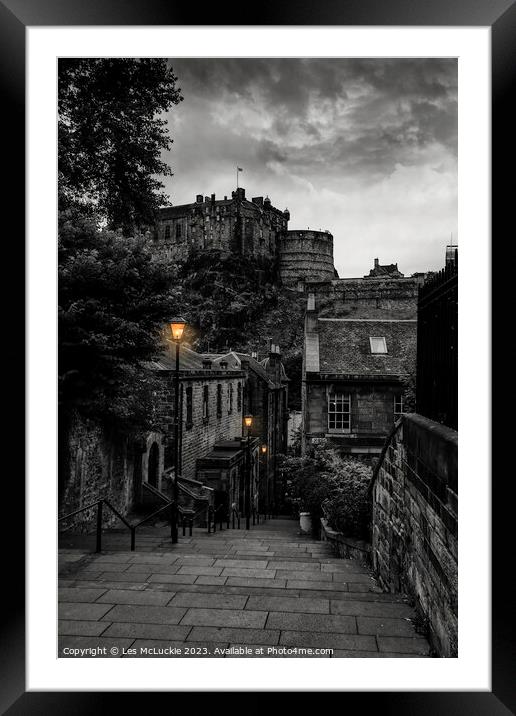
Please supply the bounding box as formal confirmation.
[278,444,372,539]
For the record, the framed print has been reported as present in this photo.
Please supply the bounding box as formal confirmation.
[3,0,514,710]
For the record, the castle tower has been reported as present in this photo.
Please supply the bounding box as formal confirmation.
[278,229,335,286]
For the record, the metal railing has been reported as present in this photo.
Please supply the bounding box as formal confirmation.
[58,496,176,553]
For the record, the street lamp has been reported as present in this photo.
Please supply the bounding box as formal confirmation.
[243,415,253,529]
[169,317,187,543]
[260,445,267,522]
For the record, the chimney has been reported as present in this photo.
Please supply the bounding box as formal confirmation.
[202,358,212,370]
[374,258,379,268]
[196,194,203,203]
[211,193,216,204]
[235,187,245,201]
[204,196,210,203]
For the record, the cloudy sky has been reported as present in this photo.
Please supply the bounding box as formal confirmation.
[161,58,457,277]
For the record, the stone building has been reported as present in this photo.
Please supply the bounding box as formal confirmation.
[302,294,417,456]
[207,346,290,513]
[154,187,289,264]
[365,257,404,279]
[153,186,342,289]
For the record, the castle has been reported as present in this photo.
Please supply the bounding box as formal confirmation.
[154,187,336,286]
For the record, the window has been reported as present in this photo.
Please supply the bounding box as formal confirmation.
[164,224,171,240]
[369,336,387,354]
[186,386,193,428]
[176,223,182,239]
[217,384,223,418]
[327,392,351,432]
[228,383,234,414]
[202,385,209,423]
[237,382,242,412]
[394,395,404,419]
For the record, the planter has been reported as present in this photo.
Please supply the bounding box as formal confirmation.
[299,511,312,534]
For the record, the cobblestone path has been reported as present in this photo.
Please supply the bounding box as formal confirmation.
[58,518,431,658]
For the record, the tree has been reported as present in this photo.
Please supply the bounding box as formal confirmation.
[58,58,183,234]
[58,208,180,430]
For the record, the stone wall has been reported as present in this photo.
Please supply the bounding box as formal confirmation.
[59,412,141,531]
[371,413,458,656]
[315,277,421,320]
[304,380,404,455]
[279,230,335,285]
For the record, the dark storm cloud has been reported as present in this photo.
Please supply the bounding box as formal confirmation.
[163,58,457,276]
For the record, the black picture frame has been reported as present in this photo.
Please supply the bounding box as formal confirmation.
[3,0,514,711]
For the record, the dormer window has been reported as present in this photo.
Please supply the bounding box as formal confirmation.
[369,337,387,354]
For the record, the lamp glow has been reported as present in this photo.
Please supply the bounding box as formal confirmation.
[244,415,253,428]
[169,317,186,342]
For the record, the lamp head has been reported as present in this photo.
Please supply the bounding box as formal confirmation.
[243,415,253,428]
[169,317,187,342]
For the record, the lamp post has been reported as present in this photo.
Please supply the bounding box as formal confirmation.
[243,415,253,530]
[260,444,267,521]
[169,317,186,543]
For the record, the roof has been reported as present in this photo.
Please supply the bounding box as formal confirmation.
[206,351,280,388]
[148,346,242,374]
[310,318,417,376]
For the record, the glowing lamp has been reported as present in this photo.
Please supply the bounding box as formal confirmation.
[243,415,253,428]
[169,317,186,342]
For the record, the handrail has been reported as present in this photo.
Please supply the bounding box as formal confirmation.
[58,499,103,522]
[58,495,177,553]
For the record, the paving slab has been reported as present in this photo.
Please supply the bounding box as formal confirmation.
[101,622,191,640]
[187,626,280,646]
[330,600,415,618]
[377,636,431,655]
[96,589,174,606]
[246,595,330,614]
[169,592,248,610]
[226,576,287,589]
[58,620,111,636]
[59,602,115,621]
[100,604,187,625]
[180,608,267,629]
[58,587,108,603]
[357,616,416,637]
[147,573,197,584]
[279,630,377,651]
[266,611,356,634]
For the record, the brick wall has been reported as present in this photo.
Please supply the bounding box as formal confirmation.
[180,376,244,480]
[371,413,458,656]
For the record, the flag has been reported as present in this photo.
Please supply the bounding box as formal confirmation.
[237,167,243,171]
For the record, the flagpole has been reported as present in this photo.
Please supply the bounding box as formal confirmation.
[236,165,239,189]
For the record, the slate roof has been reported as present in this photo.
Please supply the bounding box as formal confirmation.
[207,351,277,388]
[314,318,417,376]
[148,346,241,373]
